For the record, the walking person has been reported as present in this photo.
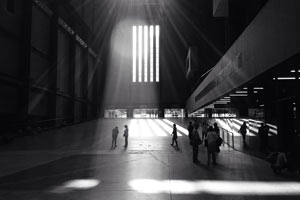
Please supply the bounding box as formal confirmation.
[171,124,178,148]
[239,122,247,145]
[206,126,219,165]
[191,123,202,163]
[187,121,194,143]
[123,125,129,148]
[111,126,119,149]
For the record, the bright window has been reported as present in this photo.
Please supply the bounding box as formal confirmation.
[133,25,159,83]
[132,26,137,82]
[155,25,159,82]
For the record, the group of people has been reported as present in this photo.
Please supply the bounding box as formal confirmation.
[111,125,129,149]
[266,149,300,174]
[188,121,222,165]
[238,121,270,150]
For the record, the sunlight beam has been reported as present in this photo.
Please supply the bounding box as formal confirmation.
[139,119,154,136]
[163,119,188,136]
[147,119,168,136]
[156,119,182,136]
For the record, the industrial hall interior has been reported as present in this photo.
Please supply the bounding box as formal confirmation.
[1,0,300,199]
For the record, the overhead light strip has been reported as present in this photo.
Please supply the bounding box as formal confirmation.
[230,94,248,97]
[275,77,296,80]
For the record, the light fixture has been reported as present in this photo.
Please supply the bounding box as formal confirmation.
[235,91,248,94]
[230,94,248,97]
[214,102,228,104]
[220,99,231,101]
[277,77,296,80]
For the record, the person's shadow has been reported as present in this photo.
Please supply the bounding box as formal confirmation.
[172,145,180,151]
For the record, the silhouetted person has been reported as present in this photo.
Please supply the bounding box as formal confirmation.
[259,123,269,152]
[258,123,264,151]
[171,124,178,148]
[206,126,218,165]
[239,122,247,144]
[191,123,202,163]
[213,122,220,136]
[111,126,119,148]
[201,121,208,140]
[123,125,129,148]
[187,122,194,143]
[264,124,269,150]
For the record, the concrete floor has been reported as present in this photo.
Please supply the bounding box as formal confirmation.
[0,119,300,200]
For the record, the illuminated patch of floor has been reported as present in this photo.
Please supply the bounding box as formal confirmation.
[129,179,300,195]
[50,179,100,193]
[127,119,185,138]
[163,119,188,136]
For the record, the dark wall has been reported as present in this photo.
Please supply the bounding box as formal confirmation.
[0,0,25,123]
[227,0,268,47]
[0,0,103,133]
[163,0,227,95]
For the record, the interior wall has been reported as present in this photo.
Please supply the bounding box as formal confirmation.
[0,0,103,131]
[186,0,300,113]
[0,0,24,122]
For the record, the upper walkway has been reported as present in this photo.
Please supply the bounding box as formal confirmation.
[0,118,299,200]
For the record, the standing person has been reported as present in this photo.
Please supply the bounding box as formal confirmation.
[258,123,264,151]
[213,122,220,136]
[206,126,218,165]
[191,123,202,163]
[111,126,119,148]
[123,125,129,148]
[263,124,269,150]
[259,123,269,152]
[187,121,194,143]
[171,124,178,148]
[239,122,247,144]
[201,121,208,141]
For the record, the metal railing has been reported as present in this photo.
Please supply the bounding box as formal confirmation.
[220,127,235,149]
